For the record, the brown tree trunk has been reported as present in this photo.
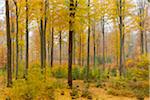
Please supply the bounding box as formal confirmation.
[78,34,82,66]
[43,0,48,70]
[51,27,54,67]
[13,0,19,79]
[145,32,148,55]
[92,22,96,67]
[6,0,12,87]
[40,19,44,73]
[10,12,15,73]
[73,33,76,65]
[86,0,90,82]
[139,2,144,55]
[24,0,29,79]
[68,0,77,88]
[119,0,123,76]
[101,16,105,70]
[59,30,62,65]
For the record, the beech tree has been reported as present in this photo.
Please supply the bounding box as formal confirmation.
[5,0,12,87]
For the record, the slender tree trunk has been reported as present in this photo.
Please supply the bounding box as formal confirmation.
[13,0,19,79]
[51,27,54,67]
[6,0,12,87]
[11,12,15,73]
[78,34,82,66]
[139,4,144,55]
[73,33,76,65]
[82,44,85,67]
[68,0,77,88]
[48,27,51,66]
[92,23,96,67]
[43,0,48,69]
[86,0,90,82]
[48,40,50,65]
[101,17,105,70]
[12,37,15,73]
[145,32,148,55]
[59,30,62,65]
[24,0,29,79]
[119,0,123,76]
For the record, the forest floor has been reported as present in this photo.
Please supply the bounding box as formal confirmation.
[54,80,149,100]
[0,78,149,100]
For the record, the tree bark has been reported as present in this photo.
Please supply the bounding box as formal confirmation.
[43,0,48,69]
[145,32,148,55]
[139,2,144,55]
[86,0,90,82]
[78,34,82,66]
[119,0,123,76]
[92,23,96,67]
[59,30,62,65]
[73,33,76,65]
[101,16,105,70]
[68,0,77,88]
[51,27,54,67]
[24,0,29,79]
[13,0,19,79]
[6,0,12,87]
[10,12,15,73]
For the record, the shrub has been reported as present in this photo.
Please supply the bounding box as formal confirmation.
[10,65,55,99]
[52,66,67,78]
[72,67,80,80]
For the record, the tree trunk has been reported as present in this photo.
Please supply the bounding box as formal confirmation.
[86,0,90,82]
[13,0,19,79]
[43,0,48,69]
[92,22,96,67]
[78,34,82,66]
[11,12,15,73]
[48,27,51,66]
[139,3,144,55]
[59,30,62,65]
[68,0,77,88]
[101,17,105,70]
[73,33,76,65]
[119,0,123,76]
[51,27,54,67]
[6,0,12,87]
[24,0,29,79]
[145,32,148,55]
[40,19,44,73]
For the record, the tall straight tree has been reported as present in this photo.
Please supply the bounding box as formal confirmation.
[40,18,44,72]
[51,27,54,67]
[138,0,145,55]
[24,0,29,79]
[68,0,77,88]
[43,0,48,69]
[92,22,96,67]
[12,0,19,80]
[39,0,47,72]
[101,16,105,70]
[50,5,54,67]
[5,0,12,87]
[10,12,15,73]
[86,0,90,82]
[118,0,124,76]
[59,30,62,65]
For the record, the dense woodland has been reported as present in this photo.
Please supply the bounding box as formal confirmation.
[0,0,150,99]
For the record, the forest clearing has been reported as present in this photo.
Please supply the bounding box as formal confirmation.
[0,0,150,100]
